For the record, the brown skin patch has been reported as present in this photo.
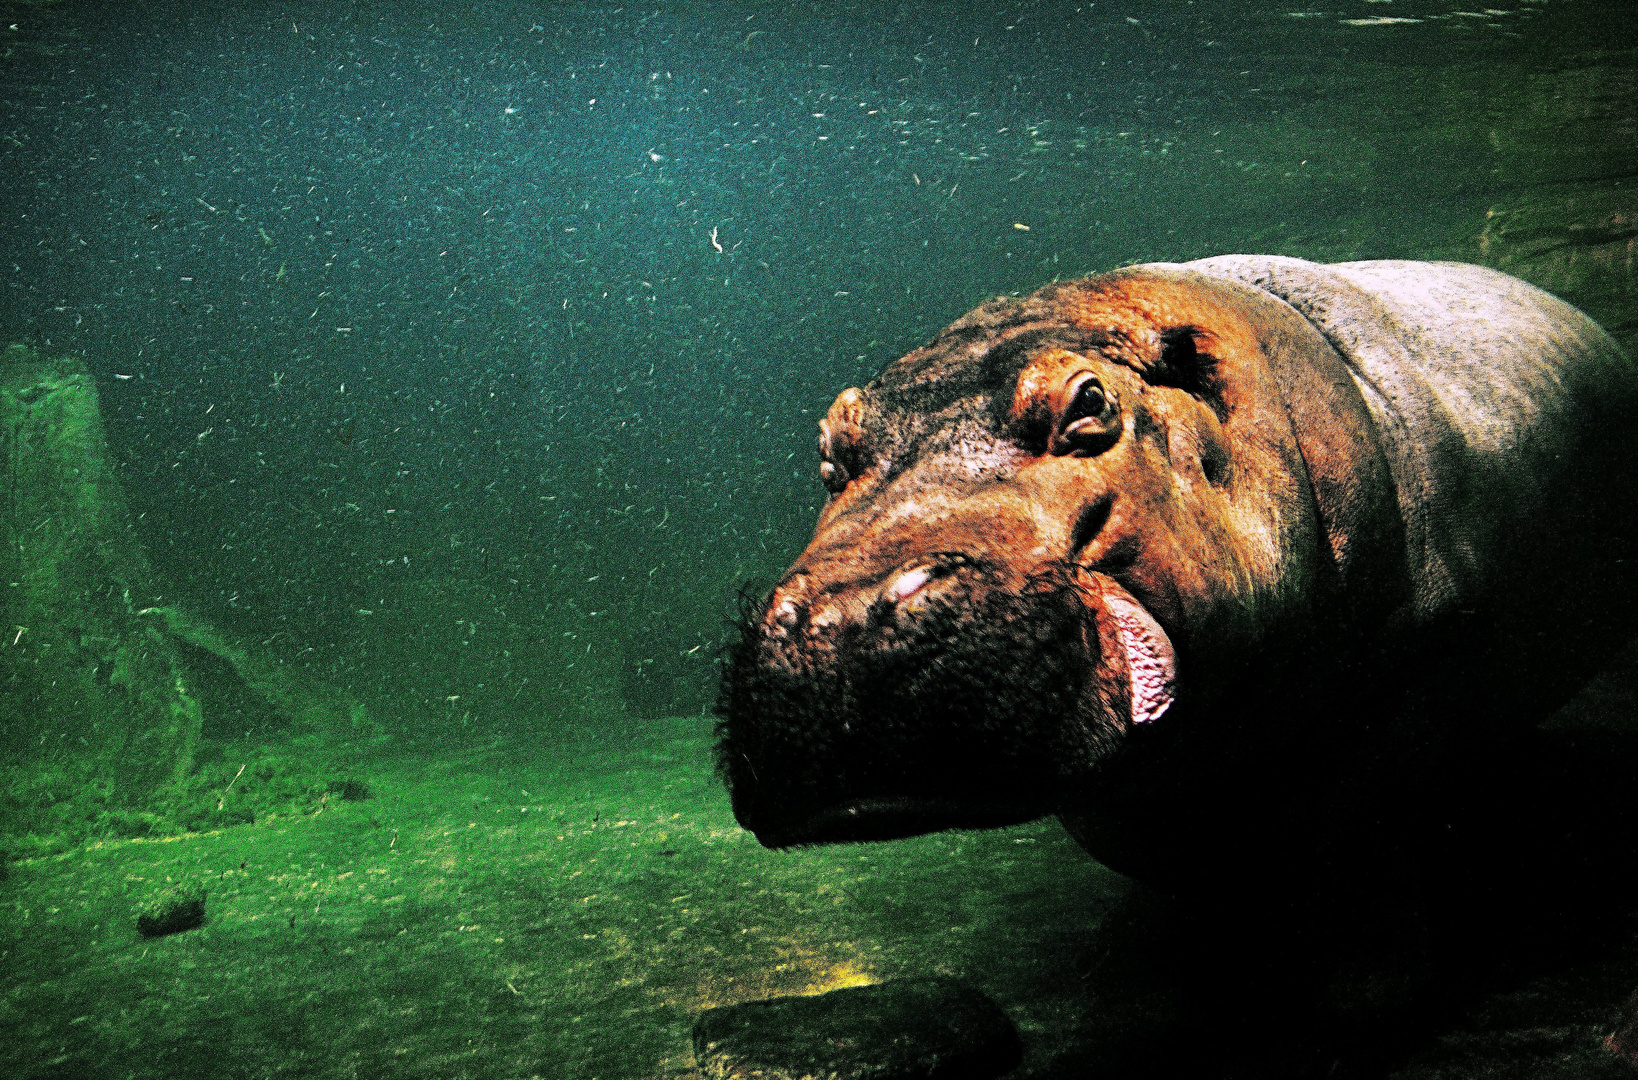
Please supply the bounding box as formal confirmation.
[808,274,1324,690]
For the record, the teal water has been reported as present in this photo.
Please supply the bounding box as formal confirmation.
[0,0,1634,1076]
[3,0,1629,734]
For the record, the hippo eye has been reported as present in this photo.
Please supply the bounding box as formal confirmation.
[1066,378,1110,424]
[1057,374,1121,454]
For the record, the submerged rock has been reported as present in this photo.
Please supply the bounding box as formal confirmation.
[691,976,1022,1080]
[328,778,372,801]
[0,344,204,801]
[136,883,207,938]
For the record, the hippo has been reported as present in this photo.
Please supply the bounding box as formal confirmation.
[715,255,1638,892]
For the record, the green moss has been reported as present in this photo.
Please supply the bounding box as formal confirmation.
[2,343,201,799]
[0,736,349,861]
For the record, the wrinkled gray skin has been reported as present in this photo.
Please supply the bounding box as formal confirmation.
[1202,256,1622,623]
[716,255,1638,888]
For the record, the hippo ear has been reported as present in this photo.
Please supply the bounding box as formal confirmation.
[1149,327,1228,422]
[818,387,872,494]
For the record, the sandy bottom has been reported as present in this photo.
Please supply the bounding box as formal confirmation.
[1,714,1632,1079]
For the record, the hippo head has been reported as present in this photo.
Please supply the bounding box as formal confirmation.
[716,266,1396,852]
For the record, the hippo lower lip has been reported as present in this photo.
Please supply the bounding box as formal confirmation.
[1090,574,1177,728]
[752,795,1049,848]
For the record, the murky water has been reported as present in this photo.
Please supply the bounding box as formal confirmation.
[0,0,1633,1076]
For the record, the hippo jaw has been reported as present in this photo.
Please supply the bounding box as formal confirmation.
[715,554,1175,848]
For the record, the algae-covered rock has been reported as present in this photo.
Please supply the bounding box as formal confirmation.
[136,881,207,938]
[135,604,377,741]
[0,345,376,860]
[0,344,202,796]
[327,778,372,801]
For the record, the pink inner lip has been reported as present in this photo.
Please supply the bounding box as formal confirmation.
[1096,578,1177,726]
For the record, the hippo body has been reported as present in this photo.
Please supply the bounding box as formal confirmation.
[716,256,1638,890]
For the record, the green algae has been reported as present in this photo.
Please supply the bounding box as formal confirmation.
[0,345,379,864]
[0,717,1127,1080]
[5,717,1634,1079]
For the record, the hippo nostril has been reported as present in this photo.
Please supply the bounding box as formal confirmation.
[766,578,814,637]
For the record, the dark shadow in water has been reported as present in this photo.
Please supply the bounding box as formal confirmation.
[1019,707,1638,1078]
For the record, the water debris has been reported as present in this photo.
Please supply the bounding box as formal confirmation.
[217,763,246,810]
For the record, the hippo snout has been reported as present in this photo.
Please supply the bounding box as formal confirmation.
[717,558,1111,847]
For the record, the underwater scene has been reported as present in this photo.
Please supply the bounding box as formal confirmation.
[1,0,1635,1076]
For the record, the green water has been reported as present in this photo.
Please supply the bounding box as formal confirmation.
[1,0,1635,1075]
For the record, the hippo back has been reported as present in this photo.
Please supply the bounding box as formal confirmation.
[1186,255,1638,627]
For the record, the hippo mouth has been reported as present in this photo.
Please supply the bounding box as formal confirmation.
[715,559,1178,849]
[1095,575,1177,728]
